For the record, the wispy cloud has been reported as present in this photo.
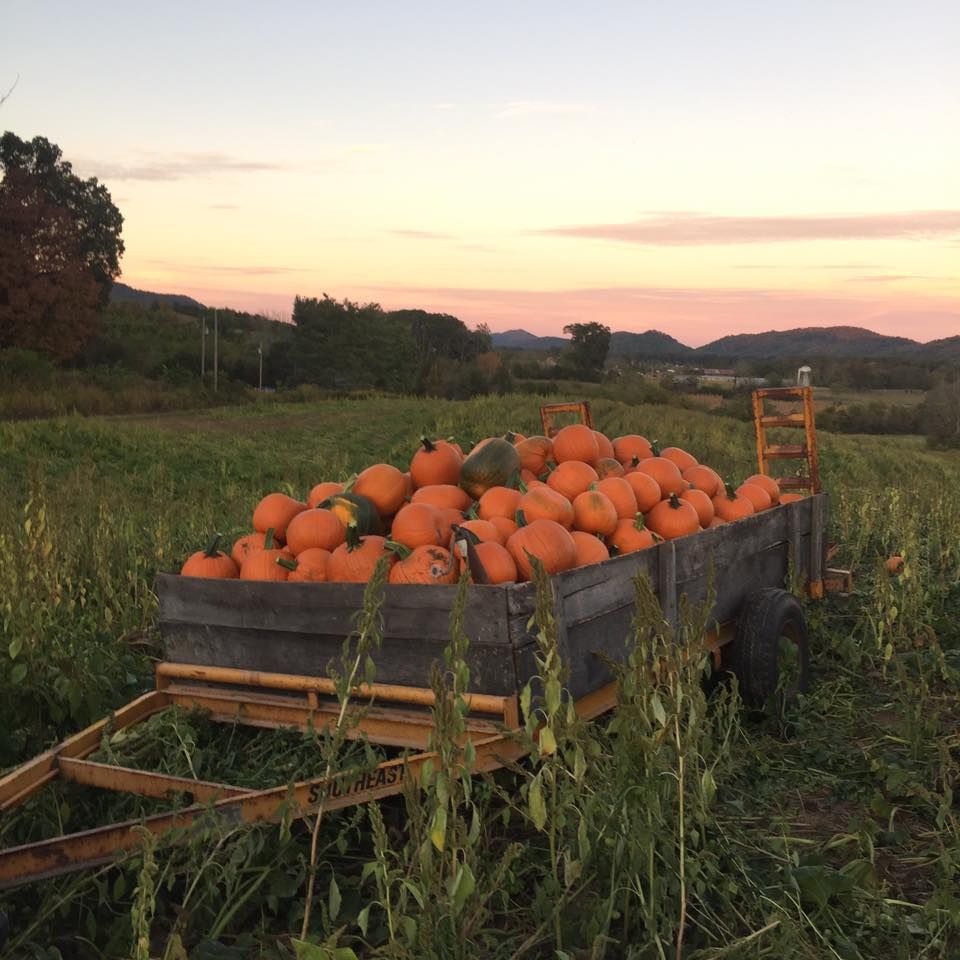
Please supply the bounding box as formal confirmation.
[495,99,587,119]
[390,229,456,240]
[538,211,960,246]
[86,151,287,182]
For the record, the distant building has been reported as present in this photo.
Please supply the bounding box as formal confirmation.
[797,365,812,386]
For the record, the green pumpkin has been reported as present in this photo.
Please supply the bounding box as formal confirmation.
[320,493,383,536]
[459,438,520,500]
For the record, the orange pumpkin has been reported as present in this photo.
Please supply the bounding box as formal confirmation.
[514,436,554,477]
[287,547,331,582]
[595,457,625,479]
[307,481,345,509]
[231,531,274,569]
[478,486,522,521]
[252,493,308,543]
[507,519,577,580]
[546,461,599,501]
[712,485,755,522]
[593,431,615,460]
[285,508,346,556]
[571,530,610,568]
[632,457,686,498]
[660,446,697,473]
[240,539,295,581]
[885,555,905,575]
[737,482,772,513]
[353,463,408,518]
[647,493,700,541]
[572,490,618,537]
[779,492,805,504]
[435,507,467,543]
[679,487,715,528]
[488,515,518,544]
[596,476,639,519]
[608,514,661,554]
[682,464,722,499]
[412,484,474,512]
[327,535,397,582]
[471,541,518,584]
[389,545,457,585]
[708,516,727,528]
[612,435,653,465]
[410,438,462,488]
[181,535,239,579]
[623,470,662,513]
[518,485,575,529]
[390,503,442,549]
[552,424,599,465]
[744,474,780,505]
[455,518,501,544]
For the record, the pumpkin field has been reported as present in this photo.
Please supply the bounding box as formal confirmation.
[0,394,958,959]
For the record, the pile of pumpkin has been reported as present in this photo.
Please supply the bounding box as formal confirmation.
[180,425,804,586]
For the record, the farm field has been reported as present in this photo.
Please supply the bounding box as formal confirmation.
[0,394,958,958]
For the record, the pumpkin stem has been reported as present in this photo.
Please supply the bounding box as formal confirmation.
[344,522,361,551]
[507,469,520,490]
[723,482,738,500]
[465,502,479,520]
[667,492,682,509]
[276,556,298,572]
[518,478,529,494]
[342,473,358,493]
[384,539,411,560]
[452,524,481,547]
[203,533,223,557]
[632,512,647,530]
[652,532,664,543]
[264,528,275,550]
[629,455,640,469]
[503,431,519,444]
[420,436,436,452]
[650,441,661,457]
[515,508,527,528]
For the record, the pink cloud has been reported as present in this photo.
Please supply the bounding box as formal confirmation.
[538,211,960,245]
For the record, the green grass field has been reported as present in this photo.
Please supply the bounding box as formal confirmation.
[0,395,957,958]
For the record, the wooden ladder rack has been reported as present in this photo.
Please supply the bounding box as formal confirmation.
[751,386,821,494]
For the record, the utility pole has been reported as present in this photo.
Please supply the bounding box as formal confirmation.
[257,342,263,391]
[213,309,219,393]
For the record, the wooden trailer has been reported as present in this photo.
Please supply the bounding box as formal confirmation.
[0,395,837,892]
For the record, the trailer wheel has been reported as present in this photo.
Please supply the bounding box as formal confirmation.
[726,588,810,711]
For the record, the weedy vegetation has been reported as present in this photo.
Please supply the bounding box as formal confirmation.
[0,395,957,958]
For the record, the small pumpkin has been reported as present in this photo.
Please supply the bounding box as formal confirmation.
[885,555,905,575]
[488,515,519,544]
[231,531,274,569]
[507,519,577,580]
[460,438,520,499]
[608,514,661,554]
[593,431,615,460]
[181,534,239,579]
[470,541,518,584]
[623,470,662,513]
[517,485,575,529]
[660,446,697,473]
[412,483,473,513]
[390,502,443,549]
[552,424,599,465]
[571,531,610,568]
[389,545,458,585]
[778,492,805,504]
[252,493,308,542]
[435,507,467,543]
[736,482,772,513]
[285,508,346,556]
[712,484,755,522]
[353,463,408,517]
[240,532,295,581]
[478,486,522,521]
[327,533,398,583]
[572,490,618,537]
[455,518,501,544]
[647,493,700,541]
[682,464,722,499]
[632,457,686,497]
[287,547,331,582]
[410,437,462,488]
[546,460,599,502]
[744,473,780,505]
[679,487,715,528]
[595,457,625,479]
[596,476,639,519]
[612,434,653,465]
[307,481,345,509]
[514,436,554,476]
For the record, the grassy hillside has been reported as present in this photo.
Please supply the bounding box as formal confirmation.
[0,396,957,957]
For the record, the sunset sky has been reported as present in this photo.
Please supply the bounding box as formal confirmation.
[2,1,958,345]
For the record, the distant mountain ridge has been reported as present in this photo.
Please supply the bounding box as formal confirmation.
[111,282,206,313]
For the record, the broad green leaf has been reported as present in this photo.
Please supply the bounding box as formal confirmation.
[539,726,557,756]
[529,773,547,831]
[544,677,561,717]
[328,875,341,921]
[430,805,447,851]
[650,691,667,727]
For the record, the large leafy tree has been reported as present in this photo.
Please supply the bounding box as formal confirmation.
[0,132,124,360]
[563,321,611,379]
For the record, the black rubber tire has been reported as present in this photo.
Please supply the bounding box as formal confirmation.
[726,588,810,709]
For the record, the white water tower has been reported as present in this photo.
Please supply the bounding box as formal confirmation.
[797,365,812,387]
